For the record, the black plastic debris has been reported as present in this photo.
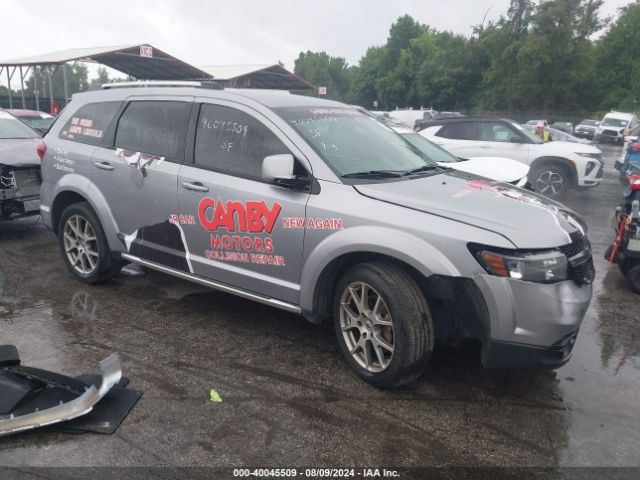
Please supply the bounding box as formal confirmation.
[0,346,142,436]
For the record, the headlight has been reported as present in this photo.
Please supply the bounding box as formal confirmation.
[476,249,569,283]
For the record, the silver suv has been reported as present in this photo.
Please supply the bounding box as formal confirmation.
[39,82,595,387]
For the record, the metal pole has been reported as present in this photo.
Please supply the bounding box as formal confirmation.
[19,66,25,108]
[47,66,54,113]
[33,66,40,111]
[6,67,12,108]
[62,63,69,106]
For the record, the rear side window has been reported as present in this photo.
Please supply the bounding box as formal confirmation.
[194,104,289,180]
[115,101,191,161]
[436,122,476,140]
[59,102,121,145]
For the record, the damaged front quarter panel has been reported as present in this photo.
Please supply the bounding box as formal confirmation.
[0,353,121,437]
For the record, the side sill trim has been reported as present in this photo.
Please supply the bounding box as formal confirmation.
[121,253,302,314]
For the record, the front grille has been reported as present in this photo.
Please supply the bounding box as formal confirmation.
[558,233,589,258]
[603,129,619,137]
[558,232,595,285]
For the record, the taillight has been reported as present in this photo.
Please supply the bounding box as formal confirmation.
[630,143,640,152]
[36,140,46,160]
[629,175,640,190]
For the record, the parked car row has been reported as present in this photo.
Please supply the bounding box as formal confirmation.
[524,112,639,145]
[416,115,603,196]
[19,81,593,387]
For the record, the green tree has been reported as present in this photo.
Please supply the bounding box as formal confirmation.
[294,51,351,100]
[476,0,603,113]
[348,46,386,107]
[595,0,640,111]
[91,66,111,86]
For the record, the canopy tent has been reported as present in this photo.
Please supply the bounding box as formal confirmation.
[0,44,212,110]
[202,64,314,90]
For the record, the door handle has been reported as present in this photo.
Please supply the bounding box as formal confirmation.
[479,144,491,148]
[94,161,114,171]
[181,181,209,192]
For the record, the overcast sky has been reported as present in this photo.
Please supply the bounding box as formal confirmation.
[0,0,632,82]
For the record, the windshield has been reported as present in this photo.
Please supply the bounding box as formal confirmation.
[512,121,544,144]
[275,107,438,177]
[0,112,40,139]
[19,116,55,131]
[400,133,460,163]
[601,117,629,128]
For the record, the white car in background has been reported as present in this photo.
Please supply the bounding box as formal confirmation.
[595,111,638,144]
[417,116,603,196]
[393,127,529,186]
[387,108,438,129]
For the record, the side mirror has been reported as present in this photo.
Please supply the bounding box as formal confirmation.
[262,154,309,189]
[511,136,526,144]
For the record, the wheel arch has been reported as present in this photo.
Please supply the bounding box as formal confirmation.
[50,177,122,252]
[299,227,461,323]
[530,156,578,187]
[303,250,491,350]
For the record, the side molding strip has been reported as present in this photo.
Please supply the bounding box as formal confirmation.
[120,253,302,314]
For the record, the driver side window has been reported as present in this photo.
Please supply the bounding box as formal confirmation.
[194,104,291,180]
[478,122,523,143]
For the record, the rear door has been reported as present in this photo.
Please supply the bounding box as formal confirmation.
[476,120,531,163]
[90,97,193,269]
[176,100,310,304]
[430,120,478,157]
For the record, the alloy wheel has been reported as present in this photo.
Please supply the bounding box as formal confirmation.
[339,282,395,373]
[63,214,99,275]
[535,170,564,196]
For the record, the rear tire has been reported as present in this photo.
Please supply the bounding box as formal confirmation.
[531,164,570,197]
[333,261,433,388]
[627,264,640,294]
[58,202,122,284]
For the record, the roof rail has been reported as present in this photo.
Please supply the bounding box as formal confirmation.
[97,80,223,90]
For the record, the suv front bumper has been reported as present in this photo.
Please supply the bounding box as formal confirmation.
[578,160,604,187]
[473,275,592,369]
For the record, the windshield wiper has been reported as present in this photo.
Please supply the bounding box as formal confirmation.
[342,170,405,179]
[403,164,446,175]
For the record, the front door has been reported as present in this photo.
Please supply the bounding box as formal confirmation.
[476,120,531,163]
[176,101,310,304]
[91,97,193,269]
[430,120,478,158]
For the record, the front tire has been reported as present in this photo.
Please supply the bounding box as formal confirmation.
[627,264,640,294]
[531,165,570,197]
[58,202,121,283]
[333,261,433,387]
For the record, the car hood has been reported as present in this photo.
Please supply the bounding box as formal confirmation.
[354,170,585,249]
[537,140,601,155]
[0,138,41,167]
[442,157,529,182]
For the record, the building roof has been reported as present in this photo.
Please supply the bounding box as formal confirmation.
[0,45,211,80]
[201,64,314,90]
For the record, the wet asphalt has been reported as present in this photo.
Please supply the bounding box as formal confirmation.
[0,144,638,469]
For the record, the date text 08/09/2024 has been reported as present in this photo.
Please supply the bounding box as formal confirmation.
[232,468,401,478]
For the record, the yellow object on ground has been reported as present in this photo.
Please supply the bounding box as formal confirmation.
[209,388,223,403]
